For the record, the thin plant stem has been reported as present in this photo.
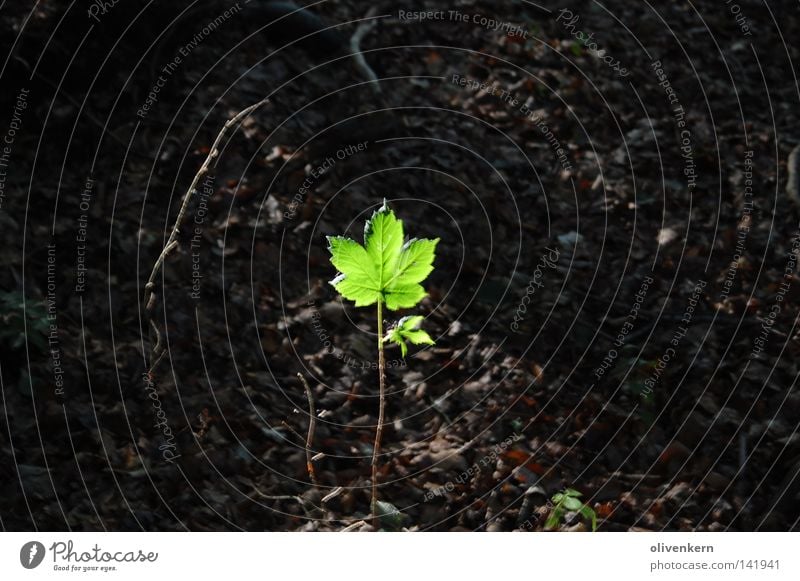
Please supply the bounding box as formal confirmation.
[297,372,318,486]
[371,299,386,529]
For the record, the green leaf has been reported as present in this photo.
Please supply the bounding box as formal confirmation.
[562,496,584,511]
[327,236,381,307]
[327,202,438,311]
[384,315,435,357]
[579,505,598,531]
[544,508,562,530]
[564,488,582,497]
[403,329,435,345]
[387,238,439,288]
[375,500,406,531]
[384,282,427,310]
[364,203,404,287]
[393,315,424,329]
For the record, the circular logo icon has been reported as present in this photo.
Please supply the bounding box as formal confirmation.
[20,541,46,569]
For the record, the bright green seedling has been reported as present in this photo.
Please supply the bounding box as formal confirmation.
[327,201,438,529]
[546,488,598,531]
[384,315,434,357]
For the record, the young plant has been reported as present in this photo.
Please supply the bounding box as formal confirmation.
[545,488,598,531]
[384,315,434,357]
[327,201,438,528]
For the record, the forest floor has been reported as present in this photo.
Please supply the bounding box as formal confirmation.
[1,0,800,531]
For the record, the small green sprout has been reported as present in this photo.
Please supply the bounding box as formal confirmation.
[374,500,407,532]
[546,488,598,531]
[384,315,434,357]
[327,200,438,528]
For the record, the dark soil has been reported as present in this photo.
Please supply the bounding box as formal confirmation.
[1,0,799,531]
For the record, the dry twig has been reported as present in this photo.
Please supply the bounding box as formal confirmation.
[143,98,268,368]
[297,372,318,485]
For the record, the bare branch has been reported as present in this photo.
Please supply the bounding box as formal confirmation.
[143,98,269,312]
[143,98,269,371]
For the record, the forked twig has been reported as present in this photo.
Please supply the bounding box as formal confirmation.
[143,99,268,307]
[143,98,268,367]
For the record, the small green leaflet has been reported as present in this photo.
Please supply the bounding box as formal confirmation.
[327,202,439,310]
[374,500,407,531]
[548,488,598,531]
[384,315,435,357]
